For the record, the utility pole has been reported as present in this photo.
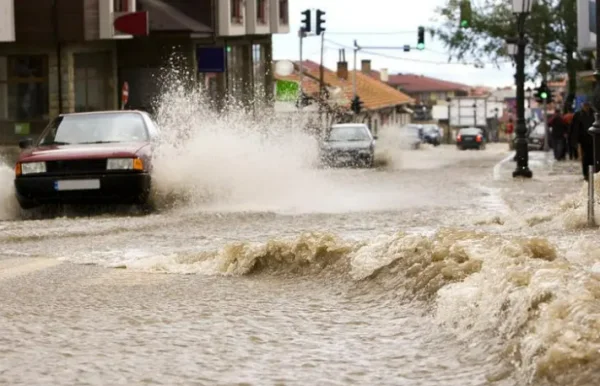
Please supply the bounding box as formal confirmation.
[319,31,325,131]
[353,40,358,98]
[299,28,305,96]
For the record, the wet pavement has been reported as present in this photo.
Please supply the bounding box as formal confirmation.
[1,144,599,386]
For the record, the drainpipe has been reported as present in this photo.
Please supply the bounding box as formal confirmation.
[53,0,63,114]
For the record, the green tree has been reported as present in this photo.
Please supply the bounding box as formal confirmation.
[433,0,591,109]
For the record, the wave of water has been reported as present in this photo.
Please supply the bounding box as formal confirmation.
[50,227,598,385]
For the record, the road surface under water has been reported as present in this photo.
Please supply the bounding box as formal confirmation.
[1,142,600,386]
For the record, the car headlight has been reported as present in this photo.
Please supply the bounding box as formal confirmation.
[20,162,46,175]
[107,158,144,171]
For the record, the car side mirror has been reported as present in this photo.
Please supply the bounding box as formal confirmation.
[18,138,34,149]
[373,135,378,140]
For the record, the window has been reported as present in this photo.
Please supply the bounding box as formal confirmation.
[226,45,244,101]
[279,0,288,24]
[231,0,243,24]
[114,0,129,12]
[252,44,266,101]
[38,112,149,146]
[328,125,371,141]
[0,55,49,120]
[257,0,267,24]
[74,52,112,112]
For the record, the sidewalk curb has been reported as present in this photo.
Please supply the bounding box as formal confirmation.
[493,150,555,181]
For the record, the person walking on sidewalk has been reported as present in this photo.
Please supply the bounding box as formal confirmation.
[549,110,567,160]
[572,101,596,181]
[563,108,577,160]
[506,118,515,151]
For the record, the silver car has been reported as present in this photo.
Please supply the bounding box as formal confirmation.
[319,123,376,168]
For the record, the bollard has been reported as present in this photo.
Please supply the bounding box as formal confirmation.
[588,165,596,227]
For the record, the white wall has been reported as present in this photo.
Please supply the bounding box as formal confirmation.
[0,0,15,42]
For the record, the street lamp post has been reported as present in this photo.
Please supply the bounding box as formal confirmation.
[589,0,600,179]
[511,0,534,178]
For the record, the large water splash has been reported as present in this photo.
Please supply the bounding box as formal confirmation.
[63,227,598,385]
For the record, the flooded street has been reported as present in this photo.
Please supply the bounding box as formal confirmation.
[2,139,600,385]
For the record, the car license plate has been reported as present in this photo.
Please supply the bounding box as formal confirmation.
[464,137,472,141]
[532,139,539,143]
[337,155,352,162]
[54,179,100,191]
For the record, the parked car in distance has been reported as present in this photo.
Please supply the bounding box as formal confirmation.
[456,127,486,150]
[421,124,442,146]
[14,110,159,210]
[320,123,376,168]
[528,123,546,151]
[400,124,423,150]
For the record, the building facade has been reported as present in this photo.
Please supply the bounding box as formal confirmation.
[273,58,413,136]
[0,0,289,145]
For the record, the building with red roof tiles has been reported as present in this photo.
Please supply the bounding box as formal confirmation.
[273,55,414,135]
[358,59,471,107]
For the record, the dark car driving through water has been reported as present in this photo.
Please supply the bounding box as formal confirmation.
[14,110,159,210]
[320,123,377,168]
[456,127,486,150]
[421,124,442,146]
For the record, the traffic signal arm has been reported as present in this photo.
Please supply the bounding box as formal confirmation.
[460,0,472,28]
[301,9,311,33]
[316,9,326,35]
[417,26,425,50]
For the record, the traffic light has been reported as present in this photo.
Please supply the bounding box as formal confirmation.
[351,96,364,114]
[296,91,311,108]
[301,9,311,33]
[316,9,326,35]
[460,0,472,28]
[535,81,553,104]
[417,26,425,50]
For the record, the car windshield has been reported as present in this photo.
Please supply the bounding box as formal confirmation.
[532,124,545,136]
[328,126,371,141]
[423,125,439,134]
[459,129,481,136]
[38,113,149,146]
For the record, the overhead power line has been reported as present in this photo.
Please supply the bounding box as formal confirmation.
[324,30,417,35]
[323,39,512,67]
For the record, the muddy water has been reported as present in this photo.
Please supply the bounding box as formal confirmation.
[1,144,599,386]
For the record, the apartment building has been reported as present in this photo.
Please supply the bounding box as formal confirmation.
[0,0,290,144]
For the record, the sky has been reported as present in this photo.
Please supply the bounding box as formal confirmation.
[272,0,516,89]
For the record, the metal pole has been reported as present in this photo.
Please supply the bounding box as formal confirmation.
[299,28,304,94]
[512,22,533,179]
[589,165,595,226]
[353,40,358,98]
[589,0,600,195]
[447,102,451,144]
[542,99,549,151]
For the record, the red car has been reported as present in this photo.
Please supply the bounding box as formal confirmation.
[14,110,159,210]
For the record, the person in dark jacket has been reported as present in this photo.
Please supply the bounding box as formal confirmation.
[571,101,596,181]
[563,109,577,159]
[550,110,568,160]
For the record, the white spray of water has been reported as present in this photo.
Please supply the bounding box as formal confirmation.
[147,73,421,214]
[0,158,19,220]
